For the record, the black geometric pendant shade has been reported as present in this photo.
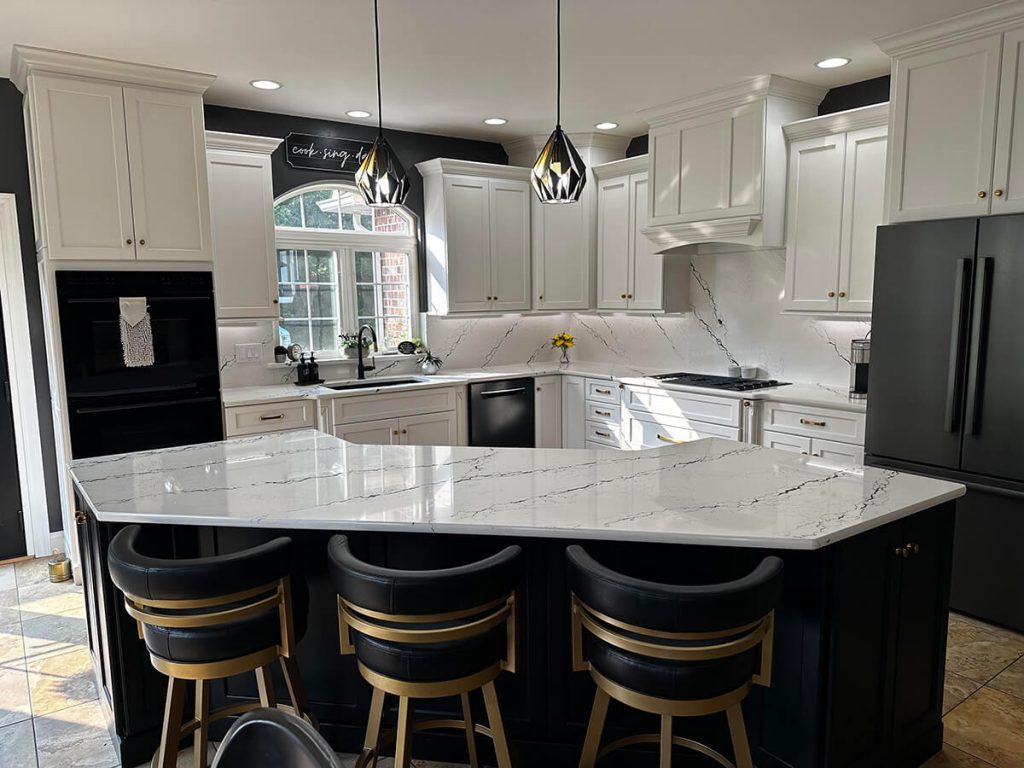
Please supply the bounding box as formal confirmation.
[531,126,586,203]
[355,134,410,207]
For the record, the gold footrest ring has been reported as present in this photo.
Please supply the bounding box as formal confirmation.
[596,732,736,767]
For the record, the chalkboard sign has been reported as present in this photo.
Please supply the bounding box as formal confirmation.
[285,133,373,173]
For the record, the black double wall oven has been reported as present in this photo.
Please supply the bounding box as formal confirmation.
[57,271,222,459]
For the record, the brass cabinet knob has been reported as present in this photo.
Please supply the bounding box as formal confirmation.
[978,190,987,199]
[273,298,279,304]
[827,290,836,298]
[126,238,133,245]
[75,510,87,525]
[392,429,399,436]
[401,429,408,434]
[895,546,908,558]
[838,291,847,298]
[627,294,633,299]
[995,189,1005,197]
[139,239,146,246]
[620,293,627,299]
[539,295,544,300]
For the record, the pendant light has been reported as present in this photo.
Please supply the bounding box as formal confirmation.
[355,0,410,207]
[531,0,586,204]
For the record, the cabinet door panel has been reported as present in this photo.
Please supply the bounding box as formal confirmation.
[761,430,811,454]
[993,28,1024,214]
[650,126,681,221]
[677,114,731,219]
[810,437,864,468]
[123,88,211,261]
[209,150,278,317]
[889,36,1001,222]
[29,75,135,260]
[596,177,630,309]
[533,200,590,310]
[534,376,562,448]
[443,177,491,312]
[839,128,887,313]
[561,376,586,448]
[784,135,845,311]
[729,102,764,212]
[627,173,663,310]
[489,180,531,311]
[334,418,398,445]
[399,411,456,446]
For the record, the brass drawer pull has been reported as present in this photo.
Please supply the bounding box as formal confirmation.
[594,430,611,438]
[894,542,920,559]
[594,388,611,395]
[260,414,286,421]
[799,418,827,427]
[594,410,612,417]
[657,434,686,444]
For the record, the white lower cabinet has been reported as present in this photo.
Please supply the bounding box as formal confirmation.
[628,413,741,448]
[759,402,865,468]
[335,418,400,445]
[224,400,317,437]
[401,411,457,446]
[561,376,587,448]
[534,376,562,448]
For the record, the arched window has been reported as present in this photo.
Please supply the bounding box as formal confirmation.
[273,184,418,354]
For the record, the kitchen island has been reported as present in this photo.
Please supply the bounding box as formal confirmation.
[71,430,964,768]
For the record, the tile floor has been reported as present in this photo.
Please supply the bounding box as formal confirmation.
[1,557,1022,768]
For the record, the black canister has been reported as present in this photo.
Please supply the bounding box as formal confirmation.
[849,337,870,401]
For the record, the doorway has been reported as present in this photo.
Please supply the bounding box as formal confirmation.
[0,305,25,560]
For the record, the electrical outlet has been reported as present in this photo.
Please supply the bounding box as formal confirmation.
[234,343,263,363]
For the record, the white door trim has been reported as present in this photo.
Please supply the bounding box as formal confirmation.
[0,193,51,558]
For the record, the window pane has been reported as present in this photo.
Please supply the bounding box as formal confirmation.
[356,285,377,317]
[371,208,410,234]
[277,249,306,282]
[308,284,337,318]
[355,251,375,283]
[301,190,340,229]
[307,250,336,282]
[278,285,309,319]
[280,321,310,351]
[274,197,302,227]
[381,315,409,350]
[312,320,340,353]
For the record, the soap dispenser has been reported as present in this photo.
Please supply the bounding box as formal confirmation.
[308,352,320,384]
[296,353,310,385]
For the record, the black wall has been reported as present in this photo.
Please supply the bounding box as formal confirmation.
[818,76,891,115]
[0,78,62,533]
[625,134,648,157]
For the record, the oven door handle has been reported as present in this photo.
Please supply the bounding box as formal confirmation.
[74,395,219,415]
[479,387,527,397]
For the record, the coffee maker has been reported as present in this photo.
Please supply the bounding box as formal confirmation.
[849,334,870,401]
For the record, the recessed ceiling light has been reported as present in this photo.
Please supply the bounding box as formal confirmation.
[483,117,508,126]
[250,79,281,90]
[816,57,851,69]
[346,110,372,119]
[594,121,619,131]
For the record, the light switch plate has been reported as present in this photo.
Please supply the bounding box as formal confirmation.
[234,343,263,363]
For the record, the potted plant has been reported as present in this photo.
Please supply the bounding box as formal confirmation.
[398,338,443,375]
[339,333,371,359]
[551,331,575,364]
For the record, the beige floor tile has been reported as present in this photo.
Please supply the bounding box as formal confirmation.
[0,658,33,728]
[0,718,38,768]
[945,670,984,715]
[16,558,55,590]
[0,587,21,625]
[16,580,86,622]
[27,647,98,717]
[22,611,89,663]
[0,564,16,592]
[945,686,1024,767]
[33,699,118,768]
[947,615,1024,683]
[0,620,26,663]
[953,613,1024,644]
[923,744,997,766]
[990,657,1024,701]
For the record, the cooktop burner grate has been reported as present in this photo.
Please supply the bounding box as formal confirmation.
[649,372,790,392]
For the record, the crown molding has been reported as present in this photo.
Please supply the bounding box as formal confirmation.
[782,103,890,141]
[593,154,648,179]
[10,45,216,94]
[876,0,1024,56]
[642,216,761,251]
[205,131,283,154]
[639,75,827,127]
[414,157,531,181]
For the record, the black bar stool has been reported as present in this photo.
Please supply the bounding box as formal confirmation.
[212,708,340,768]
[108,525,314,768]
[566,546,783,768]
[327,535,521,768]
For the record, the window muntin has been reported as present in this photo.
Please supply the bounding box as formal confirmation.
[275,188,410,234]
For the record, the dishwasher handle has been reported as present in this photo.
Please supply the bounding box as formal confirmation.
[480,387,527,397]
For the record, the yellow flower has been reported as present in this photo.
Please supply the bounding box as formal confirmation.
[552,331,575,349]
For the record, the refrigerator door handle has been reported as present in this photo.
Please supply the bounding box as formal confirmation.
[944,257,974,432]
[964,256,993,435]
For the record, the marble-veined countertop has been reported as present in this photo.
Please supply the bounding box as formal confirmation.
[70,430,962,551]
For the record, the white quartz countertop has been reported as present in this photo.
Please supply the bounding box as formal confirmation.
[70,430,962,551]
[221,362,866,412]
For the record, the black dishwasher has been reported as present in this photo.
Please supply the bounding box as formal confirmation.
[468,377,535,447]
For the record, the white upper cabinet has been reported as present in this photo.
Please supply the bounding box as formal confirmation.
[782,105,888,315]
[13,46,215,262]
[206,132,283,319]
[878,5,1024,222]
[639,76,824,251]
[594,156,688,312]
[418,159,531,314]
[532,199,592,310]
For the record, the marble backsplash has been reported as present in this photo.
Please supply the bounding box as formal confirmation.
[218,248,870,390]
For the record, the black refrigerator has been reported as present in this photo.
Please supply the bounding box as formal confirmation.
[866,215,1024,632]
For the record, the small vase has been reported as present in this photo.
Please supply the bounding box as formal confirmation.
[420,359,441,375]
[341,347,356,360]
[560,348,570,365]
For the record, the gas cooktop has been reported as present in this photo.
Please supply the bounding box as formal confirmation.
[649,372,790,392]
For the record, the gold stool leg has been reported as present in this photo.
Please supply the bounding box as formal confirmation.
[156,677,186,768]
[461,691,480,768]
[280,656,317,727]
[394,696,414,768]
[726,705,753,768]
[256,664,277,708]
[481,681,513,768]
[659,715,673,768]
[357,687,386,768]
[578,687,610,768]
[194,679,210,768]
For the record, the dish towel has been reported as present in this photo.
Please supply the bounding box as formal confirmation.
[119,297,154,368]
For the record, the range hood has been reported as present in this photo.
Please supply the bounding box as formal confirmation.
[638,75,826,253]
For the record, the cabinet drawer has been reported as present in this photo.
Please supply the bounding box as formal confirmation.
[224,400,316,436]
[629,414,741,448]
[585,440,618,450]
[811,437,864,468]
[762,402,865,443]
[585,379,620,404]
[332,387,457,425]
[586,420,624,447]
[762,430,812,454]
[624,385,742,427]
[586,401,621,425]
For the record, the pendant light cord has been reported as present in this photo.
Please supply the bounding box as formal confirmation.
[556,0,561,128]
[374,0,383,136]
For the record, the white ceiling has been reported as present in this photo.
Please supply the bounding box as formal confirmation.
[0,0,997,143]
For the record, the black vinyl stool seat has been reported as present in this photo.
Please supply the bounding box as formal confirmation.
[108,525,315,768]
[566,546,784,768]
[212,708,340,768]
[328,535,521,768]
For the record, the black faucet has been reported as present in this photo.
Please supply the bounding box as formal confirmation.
[356,323,378,380]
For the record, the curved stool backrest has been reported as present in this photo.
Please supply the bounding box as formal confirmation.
[212,708,340,768]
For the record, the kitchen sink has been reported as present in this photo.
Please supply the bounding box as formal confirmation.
[326,378,424,391]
